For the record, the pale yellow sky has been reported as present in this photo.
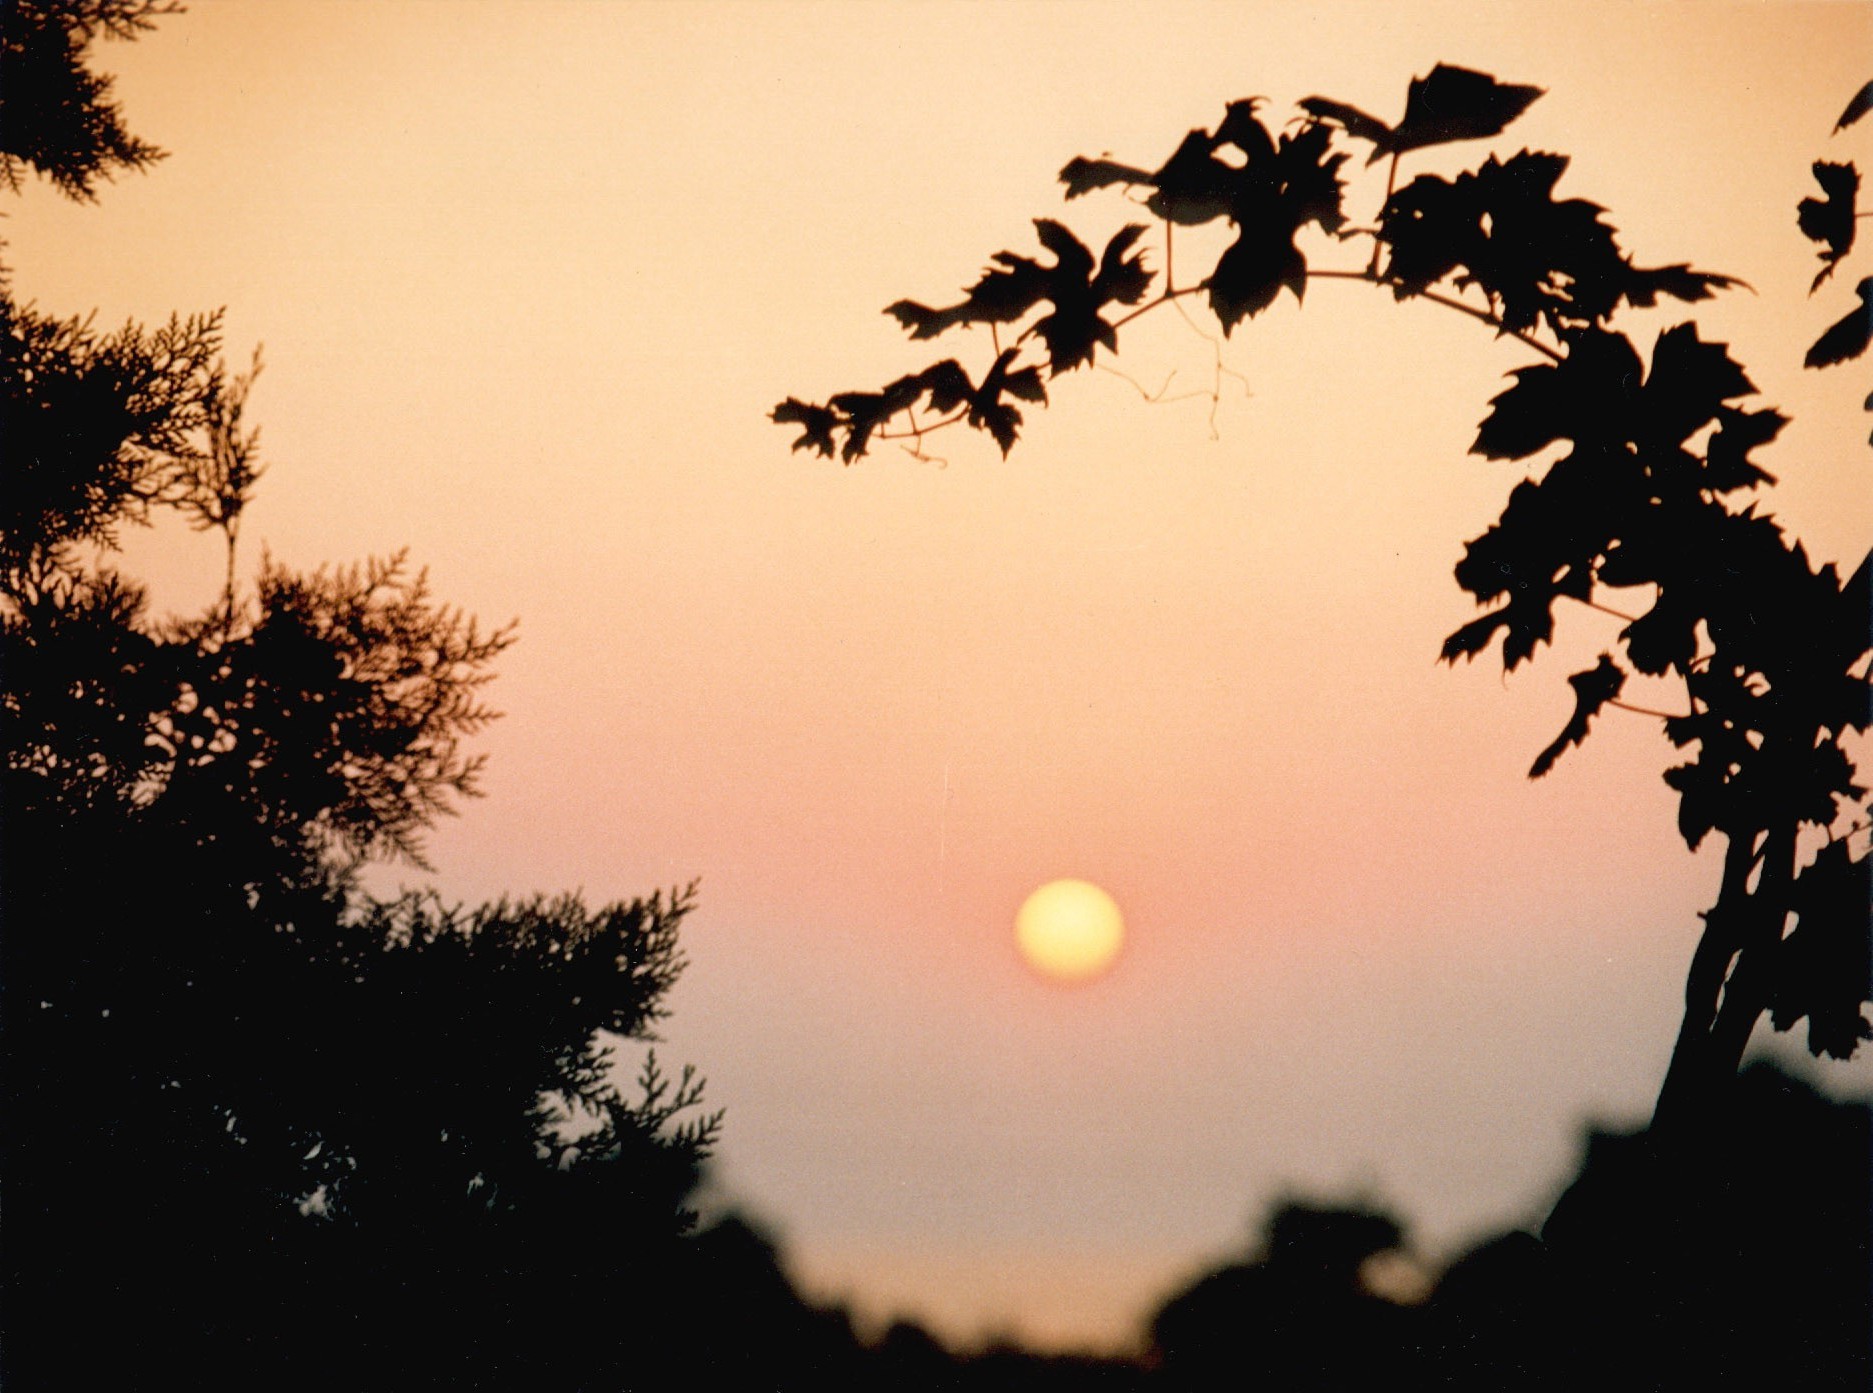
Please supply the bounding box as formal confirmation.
[10,0,1870,1350]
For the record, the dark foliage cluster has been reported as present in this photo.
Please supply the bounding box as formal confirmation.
[0,0,172,199]
[591,1065,1869,1392]
[1801,84,1873,372]
[1,9,722,1387]
[779,66,1873,1124]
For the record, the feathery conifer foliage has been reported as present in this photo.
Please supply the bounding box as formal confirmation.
[1,9,718,1386]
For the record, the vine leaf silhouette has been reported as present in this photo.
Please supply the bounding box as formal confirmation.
[1770,839,1873,1059]
[1027,221,1154,372]
[1205,115,1349,332]
[829,374,925,461]
[1805,276,1873,368]
[1623,261,1747,309]
[1300,63,1544,164]
[1704,405,1787,492]
[1798,161,1860,291]
[766,353,1049,462]
[1450,325,1767,676]
[886,220,1152,374]
[1059,98,1309,235]
[1529,653,1626,778]
[886,245,1048,340]
[770,398,839,457]
[1473,326,1765,471]
[918,350,1047,456]
[1836,80,1873,133]
[1471,329,1647,459]
[1382,153,1737,332]
[1060,99,1347,333]
[778,62,1873,1132]
[1061,123,1239,225]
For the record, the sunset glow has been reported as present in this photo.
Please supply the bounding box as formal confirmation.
[8,0,1869,1357]
[1015,880,1126,983]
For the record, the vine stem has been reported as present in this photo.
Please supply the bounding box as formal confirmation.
[1609,698,1690,721]
[1566,593,1641,623]
[870,252,1566,446]
[1307,269,1566,363]
[1366,153,1399,276]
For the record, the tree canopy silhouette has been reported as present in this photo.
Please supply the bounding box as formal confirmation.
[778,64,1873,1130]
[1,9,719,1388]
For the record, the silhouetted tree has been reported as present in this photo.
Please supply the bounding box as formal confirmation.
[1149,1199,1416,1389]
[778,68,1873,1132]
[1538,1063,1871,1389]
[1420,1229,1562,1390]
[1,10,718,1388]
[1404,1062,1872,1390]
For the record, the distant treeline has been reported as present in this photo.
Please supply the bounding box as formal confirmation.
[7,1047,1865,1389]
[664,1061,1872,1392]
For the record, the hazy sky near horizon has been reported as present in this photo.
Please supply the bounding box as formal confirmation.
[11,0,1871,1351]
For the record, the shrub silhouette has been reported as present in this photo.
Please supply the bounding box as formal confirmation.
[1,9,718,1387]
[1149,1200,1414,1389]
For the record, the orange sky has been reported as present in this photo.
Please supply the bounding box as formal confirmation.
[11,0,1871,1350]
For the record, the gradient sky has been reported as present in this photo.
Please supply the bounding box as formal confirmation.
[11,0,1871,1351]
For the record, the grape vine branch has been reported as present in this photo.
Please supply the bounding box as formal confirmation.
[774,64,1873,1127]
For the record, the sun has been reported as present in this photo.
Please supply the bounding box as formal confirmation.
[1014,879,1125,983]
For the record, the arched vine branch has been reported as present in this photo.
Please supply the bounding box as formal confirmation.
[776,64,1873,1123]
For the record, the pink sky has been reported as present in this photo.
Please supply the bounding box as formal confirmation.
[12,0,1870,1349]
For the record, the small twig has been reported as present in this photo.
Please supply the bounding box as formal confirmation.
[1567,593,1641,623]
[1306,267,1565,363]
[1610,698,1691,721]
[1110,283,1205,333]
[1169,294,1251,439]
[1366,152,1400,276]
[875,409,968,443]
[1098,363,1187,402]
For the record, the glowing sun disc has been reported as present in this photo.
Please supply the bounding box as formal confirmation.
[1015,879,1125,982]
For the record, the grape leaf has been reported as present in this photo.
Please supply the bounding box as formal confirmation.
[1295,93,1393,150]
[1061,125,1237,227]
[1837,80,1873,133]
[1059,153,1158,201]
[1770,840,1873,1060]
[1302,64,1543,165]
[1059,99,1343,336]
[1393,64,1546,158]
[1805,277,1873,368]
[1798,161,1859,291]
[914,350,1048,455]
[1472,330,1643,460]
[1528,653,1626,778]
[1382,153,1736,332]
[1622,260,1745,308]
[883,220,1152,371]
[1381,152,1618,330]
[1703,406,1785,492]
[1472,327,1759,487]
[1276,119,1351,235]
[769,398,839,458]
[1208,221,1308,330]
[885,245,1051,340]
[828,374,925,462]
[1023,222,1154,373]
[1203,113,1347,333]
[1660,695,1860,850]
[1638,324,1757,446]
